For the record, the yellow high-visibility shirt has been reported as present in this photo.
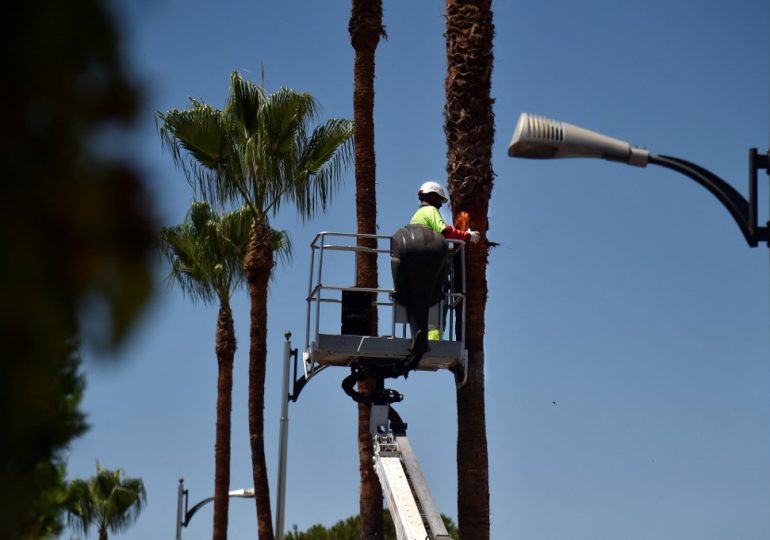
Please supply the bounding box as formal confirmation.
[410,204,446,234]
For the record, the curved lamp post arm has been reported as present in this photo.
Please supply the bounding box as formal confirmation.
[183,495,215,526]
[648,154,767,246]
[185,489,255,525]
[176,478,255,539]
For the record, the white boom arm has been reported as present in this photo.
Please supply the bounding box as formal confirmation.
[372,406,451,540]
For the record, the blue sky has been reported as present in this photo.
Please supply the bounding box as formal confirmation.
[69,1,769,539]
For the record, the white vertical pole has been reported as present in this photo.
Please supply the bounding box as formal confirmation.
[275,332,292,540]
[176,478,184,540]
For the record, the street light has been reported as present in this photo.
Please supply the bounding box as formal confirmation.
[508,112,770,247]
[175,478,255,540]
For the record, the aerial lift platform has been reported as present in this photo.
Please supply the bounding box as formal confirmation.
[297,231,467,392]
[276,230,466,540]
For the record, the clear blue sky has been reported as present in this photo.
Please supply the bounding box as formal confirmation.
[69,1,770,539]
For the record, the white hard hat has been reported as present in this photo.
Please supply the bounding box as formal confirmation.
[418,181,449,203]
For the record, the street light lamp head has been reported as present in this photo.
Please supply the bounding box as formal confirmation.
[508,112,649,167]
[228,488,255,497]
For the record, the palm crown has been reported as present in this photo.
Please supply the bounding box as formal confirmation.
[158,71,353,224]
[65,464,146,540]
[160,201,291,304]
[160,202,250,304]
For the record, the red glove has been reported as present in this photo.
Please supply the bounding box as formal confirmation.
[442,225,471,242]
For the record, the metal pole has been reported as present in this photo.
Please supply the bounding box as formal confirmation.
[305,241,316,363]
[275,332,292,540]
[176,478,184,540]
[749,148,759,241]
[315,237,325,343]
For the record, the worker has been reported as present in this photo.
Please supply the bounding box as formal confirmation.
[410,181,479,340]
[410,181,481,244]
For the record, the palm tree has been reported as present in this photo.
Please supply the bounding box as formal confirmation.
[65,464,146,540]
[158,72,353,540]
[444,1,495,538]
[349,1,386,538]
[160,201,270,540]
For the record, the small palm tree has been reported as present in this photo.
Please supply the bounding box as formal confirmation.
[160,201,254,540]
[157,72,352,540]
[65,464,146,540]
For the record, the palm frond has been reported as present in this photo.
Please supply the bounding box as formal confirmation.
[269,228,293,268]
[288,118,354,219]
[263,88,319,157]
[157,106,231,169]
[156,106,238,207]
[226,71,266,141]
[65,479,96,535]
[219,206,254,250]
[187,200,215,234]
[105,480,146,534]
[249,89,315,211]
[241,134,274,212]
[160,225,217,304]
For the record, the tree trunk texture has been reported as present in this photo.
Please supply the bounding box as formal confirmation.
[99,526,108,540]
[444,1,495,539]
[213,303,236,540]
[246,217,275,540]
[349,2,385,538]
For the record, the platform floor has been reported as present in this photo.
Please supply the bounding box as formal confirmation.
[310,334,464,372]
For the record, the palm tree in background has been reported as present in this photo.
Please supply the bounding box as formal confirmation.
[158,72,353,540]
[161,202,290,540]
[65,464,146,540]
[349,1,386,537]
[444,1,495,538]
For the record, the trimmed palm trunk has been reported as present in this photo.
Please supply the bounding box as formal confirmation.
[246,217,275,540]
[214,303,236,540]
[444,1,495,539]
[350,1,385,538]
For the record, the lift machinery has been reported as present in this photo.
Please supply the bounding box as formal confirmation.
[276,227,467,540]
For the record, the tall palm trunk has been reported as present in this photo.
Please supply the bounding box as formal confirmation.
[99,526,108,540]
[214,303,236,540]
[349,1,385,538]
[444,1,495,538]
[246,216,275,540]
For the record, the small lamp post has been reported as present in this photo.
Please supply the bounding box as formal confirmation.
[507,113,770,247]
[175,478,255,540]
